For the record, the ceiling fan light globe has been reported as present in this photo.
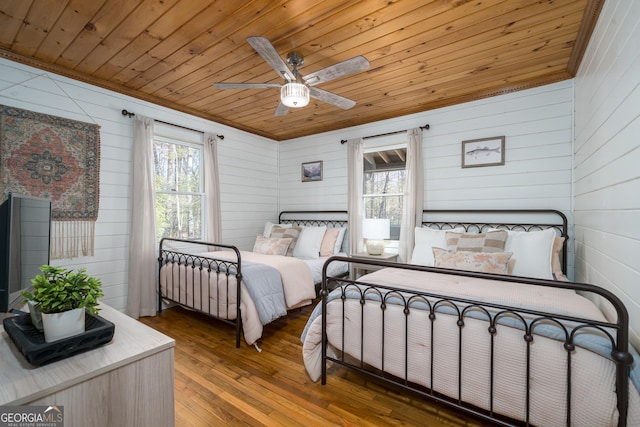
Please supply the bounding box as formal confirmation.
[281,82,310,108]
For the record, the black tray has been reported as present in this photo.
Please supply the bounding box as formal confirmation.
[2,311,115,366]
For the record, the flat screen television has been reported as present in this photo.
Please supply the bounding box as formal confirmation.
[0,193,52,313]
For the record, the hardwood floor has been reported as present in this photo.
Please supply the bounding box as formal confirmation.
[140,302,491,427]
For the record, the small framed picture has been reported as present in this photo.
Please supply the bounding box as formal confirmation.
[461,136,505,168]
[301,160,323,182]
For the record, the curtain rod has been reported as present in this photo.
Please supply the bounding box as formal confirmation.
[121,109,224,140]
[340,124,429,144]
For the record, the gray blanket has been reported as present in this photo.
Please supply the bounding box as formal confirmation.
[241,261,287,325]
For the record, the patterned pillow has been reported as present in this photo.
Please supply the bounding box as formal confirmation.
[262,221,291,237]
[445,230,508,253]
[270,226,302,256]
[433,248,513,275]
[252,235,292,256]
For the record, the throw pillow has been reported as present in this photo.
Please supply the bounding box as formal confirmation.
[263,221,292,237]
[445,230,508,253]
[253,235,292,256]
[433,248,513,275]
[552,236,566,279]
[270,226,302,256]
[320,228,341,257]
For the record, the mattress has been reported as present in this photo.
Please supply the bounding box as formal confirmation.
[160,250,316,346]
[301,267,640,426]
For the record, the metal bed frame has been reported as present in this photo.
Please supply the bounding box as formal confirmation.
[157,211,348,348]
[319,209,633,426]
[158,238,244,346]
[278,210,348,228]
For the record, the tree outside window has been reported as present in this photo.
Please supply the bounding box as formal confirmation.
[363,146,406,240]
[153,135,204,242]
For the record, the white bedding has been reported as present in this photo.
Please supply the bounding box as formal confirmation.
[160,250,315,346]
[301,267,640,426]
[303,253,348,284]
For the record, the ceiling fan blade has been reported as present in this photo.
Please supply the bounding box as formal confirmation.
[247,36,295,81]
[303,56,370,86]
[274,102,289,116]
[214,82,281,90]
[309,87,356,110]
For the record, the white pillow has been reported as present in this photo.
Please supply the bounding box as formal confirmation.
[263,221,292,237]
[293,226,327,259]
[503,228,556,279]
[410,227,465,266]
[332,227,347,254]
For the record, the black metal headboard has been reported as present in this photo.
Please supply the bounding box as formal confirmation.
[278,210,348,228]
[422,209,569,273]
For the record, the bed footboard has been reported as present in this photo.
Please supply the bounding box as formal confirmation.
[319,257,634,427]
[158,238,243,347]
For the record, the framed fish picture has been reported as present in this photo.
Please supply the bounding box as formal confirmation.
[461,136,505,168]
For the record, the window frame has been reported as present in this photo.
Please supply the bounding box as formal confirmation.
[362,141,407,242]
[152,127,206,242]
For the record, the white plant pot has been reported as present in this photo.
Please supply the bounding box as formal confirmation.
[27,301,44,332]
[42,308,86,343]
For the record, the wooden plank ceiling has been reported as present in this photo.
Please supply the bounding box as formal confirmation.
[0,0,602,141]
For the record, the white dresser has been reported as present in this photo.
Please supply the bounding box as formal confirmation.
[0,304,175,427]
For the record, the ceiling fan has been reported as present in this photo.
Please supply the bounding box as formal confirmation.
[213,36,370,116]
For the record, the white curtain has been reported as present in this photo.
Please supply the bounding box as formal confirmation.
[347,138,364,255]
[204,133,222,243]
[398,128,424,262]
[126,115,157,318]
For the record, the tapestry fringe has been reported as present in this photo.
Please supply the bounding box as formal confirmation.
[50,220,96,260]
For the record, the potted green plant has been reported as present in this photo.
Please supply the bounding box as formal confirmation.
[22,265,104,343]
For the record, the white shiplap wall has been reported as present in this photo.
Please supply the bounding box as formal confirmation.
[574,0,640,348]
[279,80,574,266]
[0,58,278,312]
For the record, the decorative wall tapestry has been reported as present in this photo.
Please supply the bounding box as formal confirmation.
[0,104,100,259]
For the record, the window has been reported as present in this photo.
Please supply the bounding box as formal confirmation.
[153,127,204,242]
[363,144,407,240]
